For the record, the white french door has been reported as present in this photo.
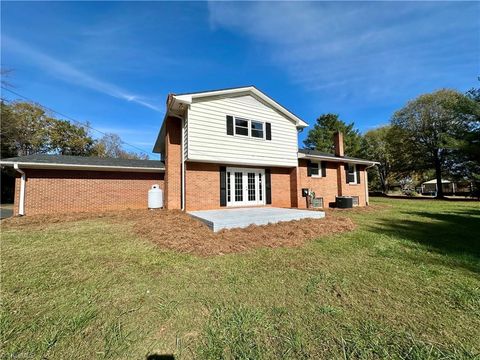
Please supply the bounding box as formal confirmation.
[226,167,265,207]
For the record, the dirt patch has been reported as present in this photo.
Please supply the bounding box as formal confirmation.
[2,208,356,256]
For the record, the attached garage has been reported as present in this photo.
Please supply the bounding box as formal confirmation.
[0,155,164,216]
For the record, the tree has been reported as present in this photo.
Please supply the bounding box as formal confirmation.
[2,101,51,156]
[48,119,95,155]
[1,101,17,158]
[390,89,479,198]
[93,133,148,160]
[360,126,394,193]
[303,113,362,156]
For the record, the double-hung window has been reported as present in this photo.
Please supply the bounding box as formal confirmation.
[234,117,265,139]
[347,164,357,183]
[234,118,249,136]
[310,161,320,177]
[251,121,264,138]
[307,160,326,177]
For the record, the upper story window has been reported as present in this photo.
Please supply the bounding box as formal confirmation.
[235,118,249,136]
[251,121,264,138]
[226,115,271,141]
[234,117,265,139]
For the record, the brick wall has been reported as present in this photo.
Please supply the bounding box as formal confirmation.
[296,159,340,208]
[184,162,296,211]
[343,165,367,206]
[295,160,367,208]
[271,167,293,208]
[13,169,164,216]
[164,116,182,209]
[184,162,220,211]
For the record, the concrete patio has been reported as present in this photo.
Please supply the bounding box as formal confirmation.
[188,207,326,232]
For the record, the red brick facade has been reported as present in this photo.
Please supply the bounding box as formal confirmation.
[13,169,163,216]
[10,126,369,215]
[296,159,367,208]
[163,116,182,210]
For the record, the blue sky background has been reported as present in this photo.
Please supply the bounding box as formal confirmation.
[2,1,479,159]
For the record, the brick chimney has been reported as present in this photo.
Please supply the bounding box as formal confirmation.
[334,131,344,157]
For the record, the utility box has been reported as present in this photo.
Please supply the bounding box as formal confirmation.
[336,196,353,209]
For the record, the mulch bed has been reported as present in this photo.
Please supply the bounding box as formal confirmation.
[2,208,357,256]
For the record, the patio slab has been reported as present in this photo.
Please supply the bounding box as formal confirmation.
[188,207,325,232]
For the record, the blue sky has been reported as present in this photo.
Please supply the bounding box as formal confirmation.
[2,1,478,158]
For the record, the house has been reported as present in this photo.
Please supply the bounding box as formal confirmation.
[1,86,377,216]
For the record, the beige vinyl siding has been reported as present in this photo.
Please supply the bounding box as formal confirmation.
[186,95,299,167]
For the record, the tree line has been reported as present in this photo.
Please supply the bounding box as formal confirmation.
[303,88,480,198]
[0,100,149,160]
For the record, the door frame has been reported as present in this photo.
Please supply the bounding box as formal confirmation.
[226,167,266,207]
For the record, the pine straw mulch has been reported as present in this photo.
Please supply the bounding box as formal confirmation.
[2,208,358,256]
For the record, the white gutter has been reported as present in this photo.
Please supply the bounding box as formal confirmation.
[13,163,25,216]
[181,115,186,211]
[0,161,164,173]
[298,153,379,166]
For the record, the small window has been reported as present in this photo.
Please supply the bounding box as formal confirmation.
[310,162,320,177]
[235,118,249,136]
[347,164,356,183]
[251,121,264,138]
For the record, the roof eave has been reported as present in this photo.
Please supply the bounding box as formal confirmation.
[173,86,309,128]
[0,161,165,173]
[298,153,379,166]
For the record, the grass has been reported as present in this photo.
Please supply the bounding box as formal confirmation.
[1,198,479,359]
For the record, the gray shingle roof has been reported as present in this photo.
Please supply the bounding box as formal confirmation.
[298,149,377,164]
[0,154,164,169]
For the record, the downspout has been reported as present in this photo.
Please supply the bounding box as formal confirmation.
[13,163,26,216]
[181,116,186,211]
[364,163,376,206]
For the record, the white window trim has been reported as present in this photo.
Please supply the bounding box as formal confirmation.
[233,116,265,140]
[311,160,322,178]
[348,163,357,184]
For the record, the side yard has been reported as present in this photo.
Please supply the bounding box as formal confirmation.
[1,198,479,359]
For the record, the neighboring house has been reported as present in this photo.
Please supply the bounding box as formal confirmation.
[1,86,377,216]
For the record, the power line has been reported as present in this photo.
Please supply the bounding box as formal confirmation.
[1,86,153,155]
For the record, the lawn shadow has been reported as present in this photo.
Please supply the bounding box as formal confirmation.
[369,208,480,273]
[146,355,174,360]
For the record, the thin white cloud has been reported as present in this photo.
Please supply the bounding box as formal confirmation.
[208,2,479,103]
[3,35,162,111]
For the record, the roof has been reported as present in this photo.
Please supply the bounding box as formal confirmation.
[298,149,379,165]
[153,85,309,154]
[0,154,165,172]
[423,179,451,184]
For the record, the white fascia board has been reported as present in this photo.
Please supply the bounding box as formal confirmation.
[298,153,379,166]
[0,161,164,172]
[186,158,297,168]
[175,87,309,128]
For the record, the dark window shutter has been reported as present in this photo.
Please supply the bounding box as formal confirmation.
[226,116,234,135]
[220,166,227,206]
[321,161,327,177]
[265,122,272,140]
[345,165,349,184]
[307,160,312,177]
[265,169,272,204]
[356,167,361,184]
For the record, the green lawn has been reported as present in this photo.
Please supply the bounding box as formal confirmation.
[1,198,479,359]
